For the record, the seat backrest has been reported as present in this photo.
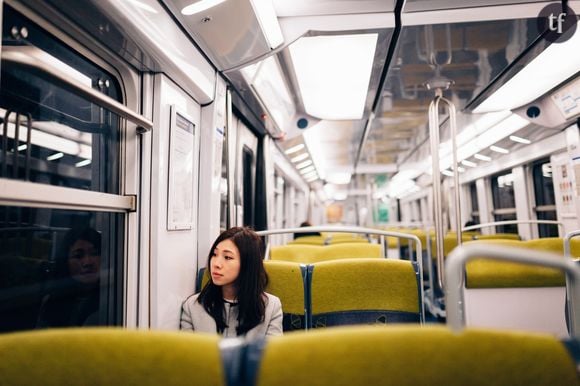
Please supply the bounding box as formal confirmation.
[309,258,420,327]
[251,325,580,386]
[270,245,322,263]
[0,328,225,386]
[430,234,475,259]
[464,239,568,288]
[312,243,382,262]
[263,261,307,331]
[287,235,325,245]
[326,233,369,245]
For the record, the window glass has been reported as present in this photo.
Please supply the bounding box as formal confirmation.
[491,171,517,233]
[0,6,125,333]
[0,207,124,332]
[0,6,121,194]
[532,160,558,237]
[469,182,480,224]
[242,147,254,226]
[491,172,515,209]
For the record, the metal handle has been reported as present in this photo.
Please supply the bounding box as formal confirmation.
[445,243,580,339]
[1,46,153,131]
[564,229,580,258]
[428,89,461,291]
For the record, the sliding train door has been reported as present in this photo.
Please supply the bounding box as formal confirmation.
[232,118,259,228]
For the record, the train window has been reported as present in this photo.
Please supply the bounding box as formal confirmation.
[0,6,125,333]
[532,160,558,237]
[242,146,255,227]
[0,6,121,194]
[469,182,480,224]
[491,171,517,233]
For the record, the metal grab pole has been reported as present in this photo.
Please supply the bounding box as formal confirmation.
[428,89,461,291]
[428,93,445,290]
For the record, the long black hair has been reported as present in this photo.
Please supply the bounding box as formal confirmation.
[198,227,268,335]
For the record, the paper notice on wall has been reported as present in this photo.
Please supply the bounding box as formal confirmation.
[167,106,195,230]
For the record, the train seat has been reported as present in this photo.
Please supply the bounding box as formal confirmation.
[312,243,382,263]
[263,261,308,331]
[308,258,420,327]
[460,238,580,337]
[326,233,369,244]
[271,243,381,264]
[247,325,580,386]
[287,235,326,245]
[270,245,322,263]
[0,328,225,386]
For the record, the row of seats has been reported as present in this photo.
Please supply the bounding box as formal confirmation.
[270,242,382,264]
[2,326,579,385]
[198,258,422,330]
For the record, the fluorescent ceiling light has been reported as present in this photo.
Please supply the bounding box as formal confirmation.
[289,33,378,120]
[438,113,528,171]
[291,153,309,163]
[285,143,304,154]
[181,0,227,15]
[75,159,92,167]
[126,0,158,13]
[304,173,318,181]
[306,176,319,183]
[296,160,313,169]
[249,0,283,49]
[300,165,316,175]
[442,170,454,177]
[17,144,27,151]
[47,152,64,161]
[474,153,492,162]
[490,145,509,154]
[461,159,477,168]
[509,135,531,144]
[473,28,580,113]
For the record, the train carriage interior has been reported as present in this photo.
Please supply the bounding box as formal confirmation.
[1,0,580,384]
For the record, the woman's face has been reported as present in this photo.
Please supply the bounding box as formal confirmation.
[210,238,241,294]
[68,239,101,285]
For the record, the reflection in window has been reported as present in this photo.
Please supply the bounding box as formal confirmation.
[0,208,124,332]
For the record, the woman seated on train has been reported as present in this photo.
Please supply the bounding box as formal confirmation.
[180,227,283,338]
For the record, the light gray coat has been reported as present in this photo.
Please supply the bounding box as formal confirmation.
[180,292,283,339]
